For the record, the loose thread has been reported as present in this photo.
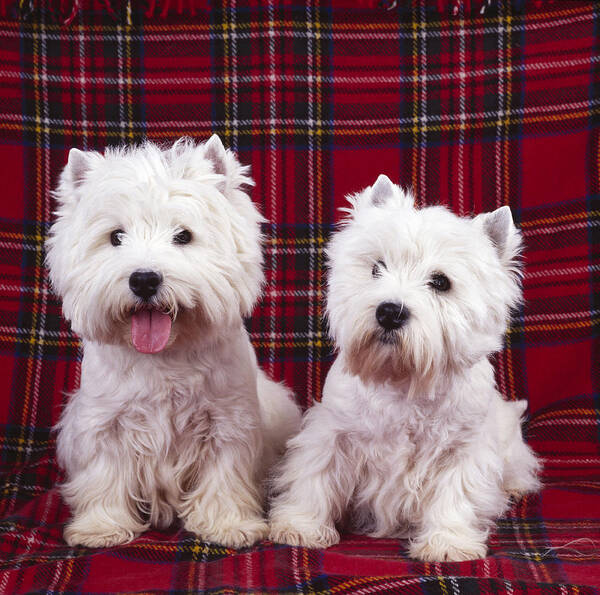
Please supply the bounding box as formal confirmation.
[480,0,492,14]
[539,538,600,559]
[62,0,80,25]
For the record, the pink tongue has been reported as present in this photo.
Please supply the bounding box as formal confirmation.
[131,309,172,354]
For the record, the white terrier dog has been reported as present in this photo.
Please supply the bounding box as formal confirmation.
[269,175,540,562]
[46,135,301,548]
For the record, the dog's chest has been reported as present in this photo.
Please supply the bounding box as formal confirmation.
[357,399,477,490]
[113,378,212,468]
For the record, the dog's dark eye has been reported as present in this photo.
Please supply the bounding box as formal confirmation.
[110,229,124,246]
[372,260,386,278]
[429,272,451,292]
[173,229,192,245]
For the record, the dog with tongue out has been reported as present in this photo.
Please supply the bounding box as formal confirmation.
[46,135,301,548]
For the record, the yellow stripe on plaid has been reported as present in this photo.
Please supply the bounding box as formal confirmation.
[507,320,595,334]
[0,542,233,571]
[531,407,598,420]
[0,336,80,348]
[329,575,403,593]
[3,107,597,137]
[520,210,600,227]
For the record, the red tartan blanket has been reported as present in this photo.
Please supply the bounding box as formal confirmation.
[0,0,599,592]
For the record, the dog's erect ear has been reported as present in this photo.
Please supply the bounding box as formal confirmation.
[202,134,254,196]
[371,174,395,206]
[66,149,90,188]
[477,206,522,272]
[480,206,514,255]
[346,175,413,215]
[204,134,228,178]
[56,148,103,204]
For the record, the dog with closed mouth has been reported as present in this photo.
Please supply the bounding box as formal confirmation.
[269,176,540,561]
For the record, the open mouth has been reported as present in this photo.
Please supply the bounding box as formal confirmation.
[130,306,174,354]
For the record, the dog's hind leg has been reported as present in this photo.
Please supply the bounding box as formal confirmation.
[498,398,541,498]
[256,368,301,461]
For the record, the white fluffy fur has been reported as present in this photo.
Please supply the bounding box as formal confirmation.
[46,135,301,548]
[269,176,540,561]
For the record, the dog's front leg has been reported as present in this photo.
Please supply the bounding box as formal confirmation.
[57,388,149,548]
[408,452,504,562]
[178,428,268,548]
[268,405,358,548]
[61,451,149,548]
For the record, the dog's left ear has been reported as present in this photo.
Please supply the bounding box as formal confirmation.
[476,206,523,272]
[203,134,254,196]
[204,134,228,179]
[370,174,395,206]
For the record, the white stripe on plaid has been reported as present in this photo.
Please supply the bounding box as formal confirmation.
[306,1,315,403]
[418,1,428,210]
[267,3,277,377]
[77,14,88,149]
[231,0,239,153]
[3,54,598,85]
[116,20,127,140]
[3,96,598,127]
[494,1,507,401]
[458,5,466,215]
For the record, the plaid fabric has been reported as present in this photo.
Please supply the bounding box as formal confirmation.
[0,0,599,592]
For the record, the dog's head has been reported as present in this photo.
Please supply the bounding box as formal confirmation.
[326,175,523,388]
[46,135,264,353]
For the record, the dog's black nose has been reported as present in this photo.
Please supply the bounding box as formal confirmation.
[129,270,162,300]
[376,302,410,330]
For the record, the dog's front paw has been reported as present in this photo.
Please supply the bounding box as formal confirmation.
[64,518,141,548]
[185,513,269,548]
[409,532,487,562]
[269,521,340,549]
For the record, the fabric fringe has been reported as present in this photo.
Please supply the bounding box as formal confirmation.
[0,0,558,23]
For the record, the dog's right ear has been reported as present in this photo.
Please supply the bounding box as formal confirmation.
[367,175,414,210]
[345,175,413,216]
[65,149,90,188]
[56,148,103,203]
